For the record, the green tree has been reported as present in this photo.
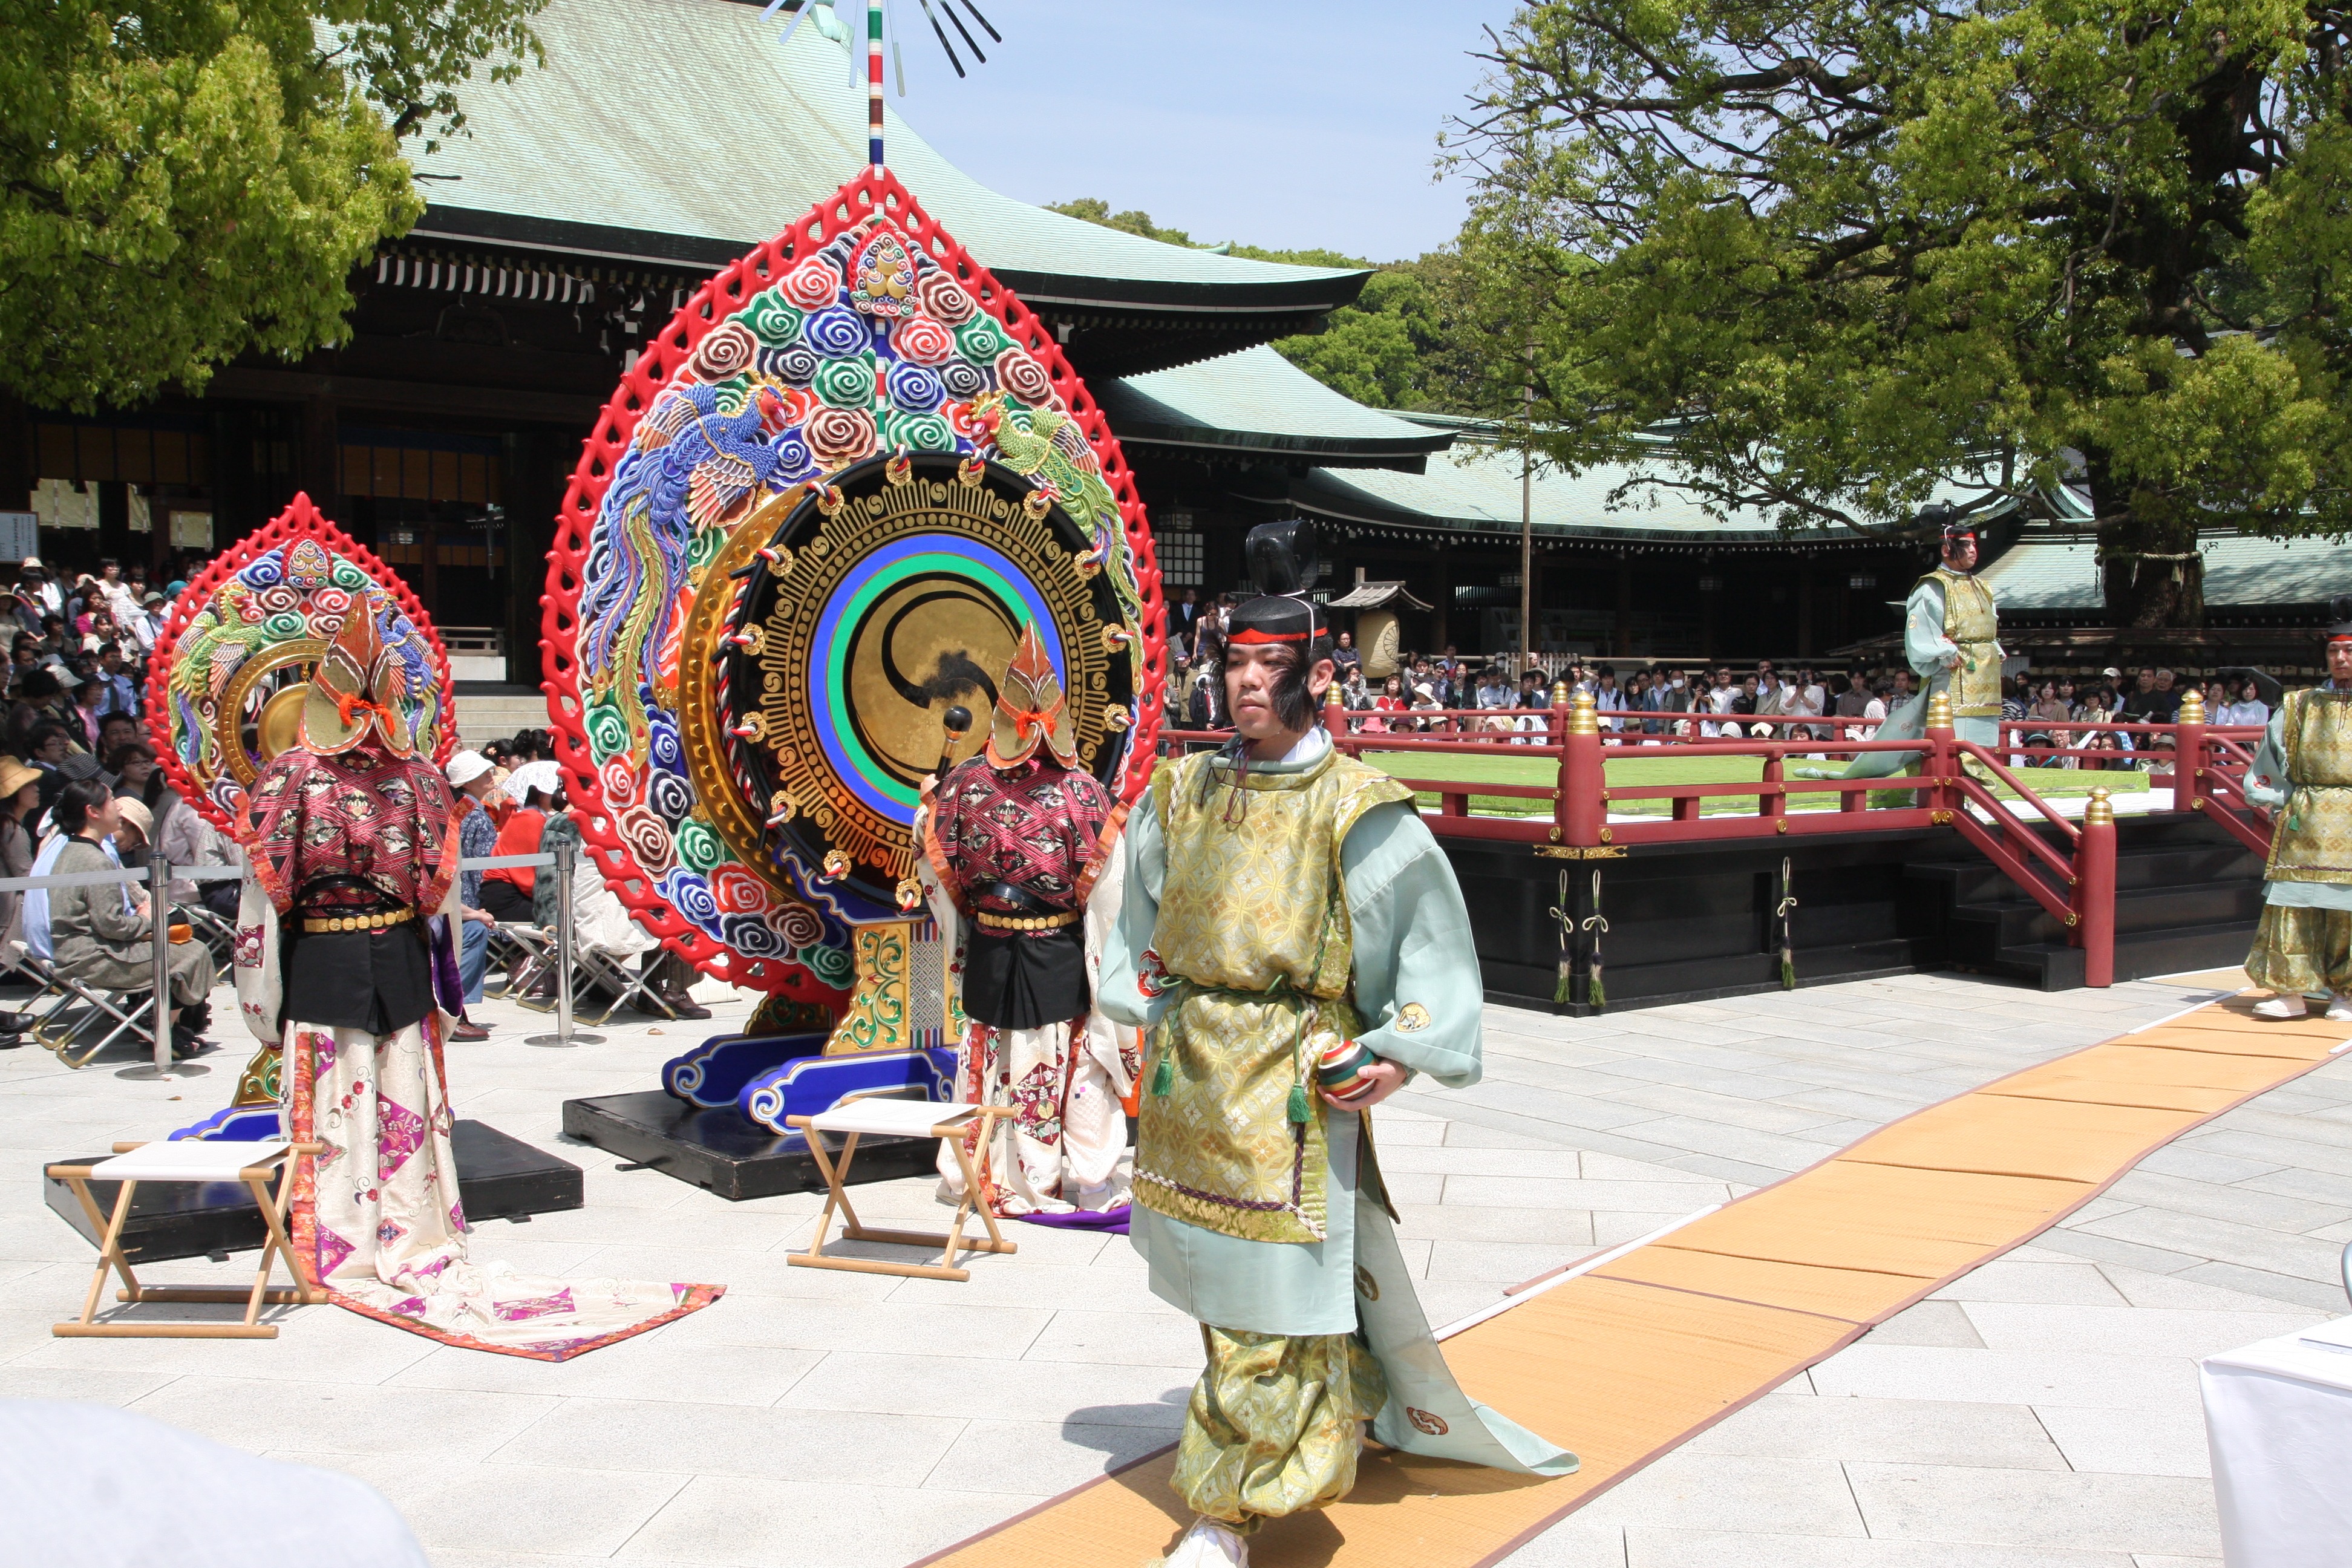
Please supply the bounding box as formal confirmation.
[1044,198,1203,249]
[1457,0,2352,626]
[1,0,546,413]
[1048,195,1492,410]
[1265,267,1442,408]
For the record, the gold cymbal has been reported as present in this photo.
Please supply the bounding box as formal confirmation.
[255,684,311,762]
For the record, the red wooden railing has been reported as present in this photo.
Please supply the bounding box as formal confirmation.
[1155,687,2274,988]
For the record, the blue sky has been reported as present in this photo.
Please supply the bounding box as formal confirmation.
[855,0,1524,263]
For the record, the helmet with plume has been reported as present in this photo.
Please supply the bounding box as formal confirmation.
[985,621,1078,769]
[301,601,420,757]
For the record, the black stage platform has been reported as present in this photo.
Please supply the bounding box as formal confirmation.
[41,1120,582,1264]
[562,1090,938,1202]
[1454,813,2265,1015]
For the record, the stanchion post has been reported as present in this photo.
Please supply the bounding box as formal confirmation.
[148,860,170,1073]
[554,837,576,1039]
[2077,787,2117,987]
[2174,687,2206,814]
[528,838,604,1048]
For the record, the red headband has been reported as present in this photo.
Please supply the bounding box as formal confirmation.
[1228,627,1313,645]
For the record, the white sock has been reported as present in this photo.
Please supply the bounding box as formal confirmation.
[2255,995,2310,1019]
[1160,1517,1249,1568]
[2328,995,2352,1021]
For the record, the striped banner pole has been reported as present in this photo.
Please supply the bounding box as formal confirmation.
[867,0,885,167]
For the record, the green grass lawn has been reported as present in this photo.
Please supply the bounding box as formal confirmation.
[1362,748,2151,818]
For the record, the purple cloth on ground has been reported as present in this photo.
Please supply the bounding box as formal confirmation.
[1014,1204,1131,1235]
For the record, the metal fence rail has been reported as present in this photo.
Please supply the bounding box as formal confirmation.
[4,846,589,1074]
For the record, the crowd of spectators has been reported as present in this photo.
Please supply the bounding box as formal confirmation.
[0,553,229,1051]
[442,728,705,1030]
[1158,606,2279,777]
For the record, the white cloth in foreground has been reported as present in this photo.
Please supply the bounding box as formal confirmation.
[0,1399,427,1567]
[2203,1319,2352,1567]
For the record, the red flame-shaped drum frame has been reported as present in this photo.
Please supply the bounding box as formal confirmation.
[543,168,1168,996]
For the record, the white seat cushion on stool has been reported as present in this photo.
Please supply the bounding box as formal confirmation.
[90,1141,290,1183]
[806,1098,979,1139]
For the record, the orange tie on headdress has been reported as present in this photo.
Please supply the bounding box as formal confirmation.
[330,687,398,731]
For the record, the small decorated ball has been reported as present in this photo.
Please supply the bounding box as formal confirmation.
[1316,1039,1381,1104]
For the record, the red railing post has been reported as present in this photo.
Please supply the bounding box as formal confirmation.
[2077,786,2116,986]
[1925,690,1956,822]
[2174,687,2206,815]
[1556,687,1604,848]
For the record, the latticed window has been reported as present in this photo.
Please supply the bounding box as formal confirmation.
[1157,530,1203,587]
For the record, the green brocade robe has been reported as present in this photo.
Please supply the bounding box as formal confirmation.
[1100,728,1575,1477]
[2248,684,2352,912]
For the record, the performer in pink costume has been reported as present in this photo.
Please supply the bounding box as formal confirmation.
[917,622,1138,1218]
[235,607,719,1358]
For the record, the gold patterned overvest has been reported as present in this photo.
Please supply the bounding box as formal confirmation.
[1919,568,2002,717]
[2266,688,2352,883]
[1134,746,1413,1244]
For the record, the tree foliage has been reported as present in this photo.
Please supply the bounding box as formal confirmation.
[1048,196,1494,412]
[1455,0,2352,626]
[1,0,546,413]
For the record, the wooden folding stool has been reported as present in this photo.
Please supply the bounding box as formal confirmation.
[786,1094,1016,1281]
[45,1139,328,1338]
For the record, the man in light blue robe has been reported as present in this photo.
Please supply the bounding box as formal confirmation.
[1096,540,1572,1568]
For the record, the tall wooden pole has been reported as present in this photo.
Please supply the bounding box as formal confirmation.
[1520,341,1534,673]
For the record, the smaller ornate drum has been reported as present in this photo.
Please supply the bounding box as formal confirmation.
[146,495,454,831]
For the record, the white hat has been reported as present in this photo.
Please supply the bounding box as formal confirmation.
[501,760,563,802]
[114,797,152,841]
[446,749,493,787]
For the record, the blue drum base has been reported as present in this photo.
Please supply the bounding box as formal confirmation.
[661,1031,830,1109]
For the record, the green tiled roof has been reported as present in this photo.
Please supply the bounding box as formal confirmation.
[409,0,1364,308]
[1097,347,1454,467]
[1982,531,2352,610]
[1289,442,1897,544]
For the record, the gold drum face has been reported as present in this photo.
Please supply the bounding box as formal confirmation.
[714,451,1136,920]
[217,639,328,786]
[841,573,1009,786]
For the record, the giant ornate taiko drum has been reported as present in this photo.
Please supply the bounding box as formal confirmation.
[541,167,1167,1004]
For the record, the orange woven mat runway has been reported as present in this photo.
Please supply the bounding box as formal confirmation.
[912,982,2343,1568]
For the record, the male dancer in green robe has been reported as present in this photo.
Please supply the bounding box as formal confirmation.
[1099,524,1572,1568]
[1844,512,2005,788]
[2247,601,2352,1020]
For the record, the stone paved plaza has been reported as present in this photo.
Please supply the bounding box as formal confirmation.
[5,965,2349,1567]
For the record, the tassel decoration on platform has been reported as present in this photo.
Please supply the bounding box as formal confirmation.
[1580,870,1609,1012]
[1777,855,1799,991]
[1550,871,1575,1004]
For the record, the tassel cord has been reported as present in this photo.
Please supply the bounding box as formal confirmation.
[1777,855,1799,991]
[1579,869,1607,1011]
